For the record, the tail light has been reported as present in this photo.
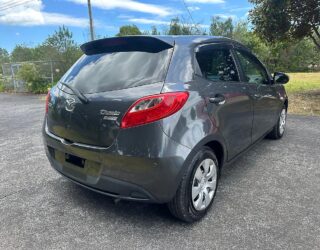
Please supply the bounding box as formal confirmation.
[45,91,51,113]
[121,92,189,129]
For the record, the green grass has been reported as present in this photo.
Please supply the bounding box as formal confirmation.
[285,72,320,116]
[286,72,320,93]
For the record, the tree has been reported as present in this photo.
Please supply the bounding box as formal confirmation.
[151,26,160,35]
[44,26,76,53]
[166,17,202,35]
[17,63,44,93]
[0,48,9,63]
[35,26,82,79]
[232,21,320,72]
[11,45,35,62]
[116,25,142,36]
[210,17,234,38]
[232,21,271,66]
[168,18,183,35]
[249,0,320,50]
[0,48,10,74]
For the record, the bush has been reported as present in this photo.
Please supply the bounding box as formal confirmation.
[26,81,53,94]
[17,63,52,93]
[0,76,11,92]
[0,83,13,92]
[0,76,3,92]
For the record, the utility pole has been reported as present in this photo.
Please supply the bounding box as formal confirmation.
[87,0,95,41]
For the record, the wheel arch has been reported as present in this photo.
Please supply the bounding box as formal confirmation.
[204,140,225,168]
[175,135,227,185]
[170,135,227,203]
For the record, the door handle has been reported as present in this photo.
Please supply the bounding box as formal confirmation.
[209,95,226,105]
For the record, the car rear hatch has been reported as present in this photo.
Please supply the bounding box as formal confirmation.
[46,36,174,148]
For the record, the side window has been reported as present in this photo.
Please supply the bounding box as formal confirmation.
[235,50,269,85]
[196,48,239,82]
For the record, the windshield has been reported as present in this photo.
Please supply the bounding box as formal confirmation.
[59,49,173,94]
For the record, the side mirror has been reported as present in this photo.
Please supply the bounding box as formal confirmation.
[273,72,289,84]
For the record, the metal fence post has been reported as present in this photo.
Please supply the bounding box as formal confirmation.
[10,64,16,92]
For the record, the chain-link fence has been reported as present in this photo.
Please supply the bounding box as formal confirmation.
[1,60,62,92]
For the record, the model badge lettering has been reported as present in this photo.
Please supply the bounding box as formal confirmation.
[100,109,120,121]
[100,110,120,116]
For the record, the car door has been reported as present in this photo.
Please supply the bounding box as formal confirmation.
[195,43,255,160]
[234,49,281,142]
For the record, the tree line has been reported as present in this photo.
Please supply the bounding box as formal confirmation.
[0,26,82,81]
[115,18,319,73]
[1,0,319,81]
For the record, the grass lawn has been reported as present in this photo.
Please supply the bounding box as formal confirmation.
[285,72,320,116]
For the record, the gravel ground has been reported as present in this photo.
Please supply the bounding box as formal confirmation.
[0,93,320,250]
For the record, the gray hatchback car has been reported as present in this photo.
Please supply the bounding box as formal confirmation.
[43,36,289,222]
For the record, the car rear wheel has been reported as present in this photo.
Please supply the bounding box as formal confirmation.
[168,147,219,222]
[267,106,287,139]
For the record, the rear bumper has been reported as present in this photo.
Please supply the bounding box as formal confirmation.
[47,153,157,202]
[43,119,191,203]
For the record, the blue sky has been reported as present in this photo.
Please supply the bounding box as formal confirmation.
[0,0,252,52]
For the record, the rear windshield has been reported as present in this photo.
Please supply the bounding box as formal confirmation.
[59,49,173,94]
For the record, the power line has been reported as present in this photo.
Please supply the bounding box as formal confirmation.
[0,0,33,8]
[0,0,34,12]
[0,0,35,12]
[0,0,26,9]
[0,0,30,9]
[0,0,32,11]
[181,0,196,28]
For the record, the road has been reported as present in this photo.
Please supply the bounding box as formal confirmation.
[0,93,320,249]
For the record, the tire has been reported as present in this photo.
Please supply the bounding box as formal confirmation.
[267,106,287,140]
[168,147,219,223]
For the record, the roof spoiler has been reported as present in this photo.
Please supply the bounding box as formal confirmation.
[80,36,174,55]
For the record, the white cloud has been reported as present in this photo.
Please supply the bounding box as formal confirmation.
[69,0,174,16]
[0,0,88,27]
[128,18,170,25]
[229,7,251,12]
[118,14,135,19]
[187,6,200,11]
[42,12,88,27]
[185,0,225,3]
[199,24,210,28]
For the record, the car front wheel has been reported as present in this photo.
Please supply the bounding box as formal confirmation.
[267,106,287,139]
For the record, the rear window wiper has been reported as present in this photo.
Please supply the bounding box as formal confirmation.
[59,81,89,104]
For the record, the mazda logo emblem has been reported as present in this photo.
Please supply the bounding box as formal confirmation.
[65,98,76,112]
